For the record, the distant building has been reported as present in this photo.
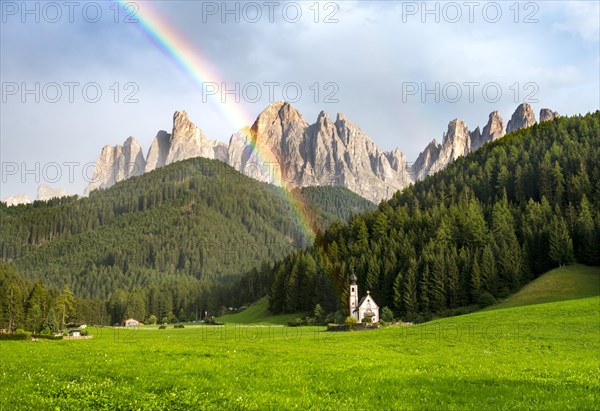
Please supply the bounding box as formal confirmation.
[124,318,140,327]
[68,329,81,337]
[349,273,379,323]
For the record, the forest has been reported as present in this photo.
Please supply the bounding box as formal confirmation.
[268,112,600,320]
[0,159,374,329]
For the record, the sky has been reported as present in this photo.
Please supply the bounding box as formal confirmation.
[1,0,599,200]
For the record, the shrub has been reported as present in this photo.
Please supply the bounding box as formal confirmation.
[0,331,31,340]
[158,325,167,329]
[345,316,357,330]
[147,315,157,325]
[381,307,394,322]
[326,323,348,331]
[34,334,63,340]
[174,324,185,329]
[287,318,305,327]
[333,311,346,324]
[477,292,496,308]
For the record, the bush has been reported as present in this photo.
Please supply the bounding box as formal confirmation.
[477,292,496,308]
[381,307,394,322]
[287,318,305,327]
[158,325,167,329]
[345,316,357,330]
[333,311,346,324]
[0,331,31,340]
[147,315,157,325]
[174,324,185,329]
[34,334,63,340]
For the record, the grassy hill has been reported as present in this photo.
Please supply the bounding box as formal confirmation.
[1,293,598,409]
[488,264,600,310]
[217,297,298,325]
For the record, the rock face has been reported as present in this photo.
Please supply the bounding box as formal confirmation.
[2,194,31,206]
[83,103,556,202]
[85,137,146,195]
[37,184,68,201]
[165,110,228,166]
[507,103,536,134]
[145,130,171,172]
[227,102,413,202]
[539,108,560,122]
[481,111,506,144]
[412,119,471,179]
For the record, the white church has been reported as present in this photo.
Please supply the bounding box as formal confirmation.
[349,273,379,323]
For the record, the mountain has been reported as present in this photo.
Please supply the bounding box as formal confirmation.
[0,158,374,308]
[228,103,413,202]
[266,111,600,317]
[1,184,69,206]
[506,103,537,134]
[36,184,68,201]
[84,103,551,204]
[84,136,146,195]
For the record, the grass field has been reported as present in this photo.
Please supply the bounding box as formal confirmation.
[1,267,599,410]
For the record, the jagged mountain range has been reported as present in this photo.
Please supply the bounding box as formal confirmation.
[2,184,69,206]
[84,102,557,203]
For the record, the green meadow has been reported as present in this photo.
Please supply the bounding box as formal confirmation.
[1,266,599,410]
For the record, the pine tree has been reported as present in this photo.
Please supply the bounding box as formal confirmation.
[402,258,418,320]
[419,264,431,314]
[576,195,597,264]
[392,271,403,312]
[549,215,574,267]
[470,254,482,302]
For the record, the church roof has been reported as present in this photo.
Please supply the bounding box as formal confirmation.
[350,273,357,282]
[356,293,379,310]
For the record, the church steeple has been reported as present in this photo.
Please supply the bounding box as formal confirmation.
[349,273,359,319]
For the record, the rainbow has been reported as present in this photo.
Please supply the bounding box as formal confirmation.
[121,1,315,240]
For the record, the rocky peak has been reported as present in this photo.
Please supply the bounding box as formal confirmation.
[443,119,471,159]
[145,130,171,172]
[506,103,536,134]
[37,184,68,201]
[482,111,506,141]
[122,137,146,179]
[539,108,559,122]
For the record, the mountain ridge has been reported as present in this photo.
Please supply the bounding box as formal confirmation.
[83,103,557,204]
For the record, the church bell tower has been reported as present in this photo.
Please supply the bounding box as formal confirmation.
[349,273,359,319]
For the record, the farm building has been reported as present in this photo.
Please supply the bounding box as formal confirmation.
[124,318,140,327]
[349,273,379,323]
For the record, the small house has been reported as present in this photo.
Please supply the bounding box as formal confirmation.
[124,318,140,327]
[69,329,81,337]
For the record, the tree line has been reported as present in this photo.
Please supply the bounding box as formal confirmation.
[0,159,374,329]
[268,112,600,321]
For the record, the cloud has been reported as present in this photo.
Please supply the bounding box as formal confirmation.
[553,2,600,42]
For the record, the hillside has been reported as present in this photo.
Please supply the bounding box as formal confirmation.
[217,297,298,325]
[488,264,600,310]
[0,158,374,326]
[268,112,600,317]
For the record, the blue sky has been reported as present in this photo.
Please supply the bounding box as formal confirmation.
[1,0,599,200]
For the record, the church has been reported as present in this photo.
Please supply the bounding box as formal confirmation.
[349,273,379,323]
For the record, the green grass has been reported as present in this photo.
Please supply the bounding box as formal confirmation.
[488,264,600,310]
[1,295,599,409]
[217,297,301,325]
